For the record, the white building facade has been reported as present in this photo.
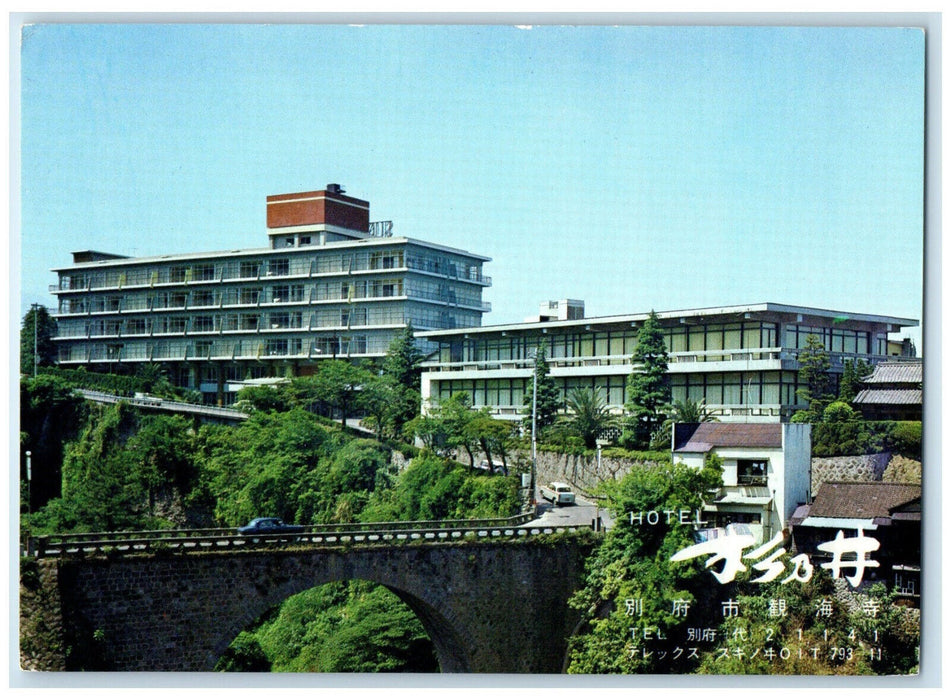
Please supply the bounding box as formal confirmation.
[50,186,491,404]
[672,422,812,544]
[417,302,917,424]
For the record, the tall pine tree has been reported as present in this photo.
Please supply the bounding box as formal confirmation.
[522,339,562,434]
[382,324,424,392]
[791,334,834,422]
[625,310,670,448]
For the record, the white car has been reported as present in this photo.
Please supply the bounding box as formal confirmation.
[540,481,576,506]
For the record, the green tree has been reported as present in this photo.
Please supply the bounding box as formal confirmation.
[421,392,480,467]
[566,459,723,673]
[463,412,513,473]
[838,358,873,402]
[625,310,671,448]
[357,374,402,440]
[822,399,862,423]
[234,581,438,673]
[19,375,85,512]
[791,334,834,423]
[234,384,292,413]
[133,363,177,398]
[522,339,562,434]
[289,360,372,428]
[381,325,425,436]
[382,324,424,393]
[27,403,198,534]
[20,305,58,376]
[198,408,334,525]
[564,387,615,450]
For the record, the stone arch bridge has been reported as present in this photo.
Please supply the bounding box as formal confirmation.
[20,520,596,673]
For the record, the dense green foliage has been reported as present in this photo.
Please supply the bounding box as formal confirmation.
[20,305,58,375]
[838,358,873,402]
[403,393,516,473]
[566,458,723,673]
[37,366,148,397]
[19,375,86,513]
[565,456,919,675]
[624,311,671,449]
[22,372,521,672]
[26,402,199,533]
[217,581,437,672]
[36,365,199,403]
[811,420,922,459]
[379,325,425,437]
[564,387,615,449]
[791,334,835,423]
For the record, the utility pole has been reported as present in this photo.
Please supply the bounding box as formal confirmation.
[32,303,39,378]
[530,348,538,509]
[25,450,32,515]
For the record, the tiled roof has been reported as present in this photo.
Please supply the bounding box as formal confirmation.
[808,482,921,520]
[853,388,923,406]
[863,360,922,385]
[673,423,783,452]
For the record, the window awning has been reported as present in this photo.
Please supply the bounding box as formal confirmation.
[705,494,773,508]
[799,516,879,530]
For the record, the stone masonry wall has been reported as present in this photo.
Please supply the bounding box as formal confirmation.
[26,538,593,673]
[533,451,663,496]
[811,453,892,494]
[19,559,67,671]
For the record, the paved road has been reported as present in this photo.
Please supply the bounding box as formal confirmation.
[527,490,614,531]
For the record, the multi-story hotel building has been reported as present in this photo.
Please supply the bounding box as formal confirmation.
[417,302,918,424]
[50,185,491,404]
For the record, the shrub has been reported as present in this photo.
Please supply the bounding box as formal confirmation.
[884,422,922,460]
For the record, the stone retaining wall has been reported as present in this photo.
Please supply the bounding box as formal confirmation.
[533,451,664,496]
[811,453,892,493]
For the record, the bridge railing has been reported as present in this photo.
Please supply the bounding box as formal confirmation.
[26,509,580,558]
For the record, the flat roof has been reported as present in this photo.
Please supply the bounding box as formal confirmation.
[52,235,491,272]
[417,302,918,338]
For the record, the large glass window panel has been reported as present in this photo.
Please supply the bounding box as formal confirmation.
[669,328,687,353]
[688,328,705,352]
[724,328,742,350]
[723,374,742,404]
[762,380,780,404]
[857,333,868,354]
[743,326,760,349]
[705,374,723,404]
[578,335,594,359]
[844,332,857,354]
[745,379,761,404]
[610,335,625,357]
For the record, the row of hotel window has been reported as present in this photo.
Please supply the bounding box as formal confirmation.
[433,371,812,409]
[55,306,481,338]
[436,323,881,362]
[57,250,486,290]
[56,336,400,362]
[57,279,485,314]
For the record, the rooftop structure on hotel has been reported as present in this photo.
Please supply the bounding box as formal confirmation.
[50,185,491,404]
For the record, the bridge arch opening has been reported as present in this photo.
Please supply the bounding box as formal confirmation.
[213,578,468,672]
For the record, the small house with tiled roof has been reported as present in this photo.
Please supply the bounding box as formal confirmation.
[790,481,921,599]
[852,359,922,421]
[672,422,812,544]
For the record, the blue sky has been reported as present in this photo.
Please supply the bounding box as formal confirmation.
[16,23,925,342]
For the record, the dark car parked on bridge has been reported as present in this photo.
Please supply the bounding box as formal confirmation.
[237,518,305,536]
